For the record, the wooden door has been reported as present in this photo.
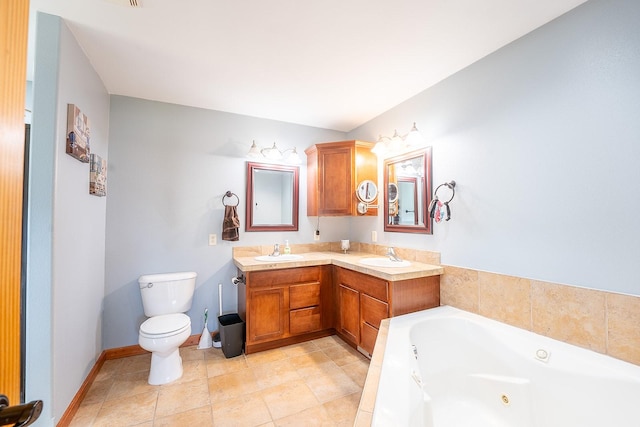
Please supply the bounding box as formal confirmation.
[338,284,360,345]
[0,0,29,403]
[247,287,287,343]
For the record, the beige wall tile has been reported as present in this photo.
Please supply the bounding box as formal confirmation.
[606,292,640,365]
[478,271,531,330]
[415,250,441,265]
[532,281,606,353]
[232,246,262,257]
[440,266,479,313]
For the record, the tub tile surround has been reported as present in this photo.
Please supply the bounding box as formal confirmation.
[441,265,640,366]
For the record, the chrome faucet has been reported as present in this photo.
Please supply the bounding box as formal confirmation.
[271,243,280,257]
[387,247,402,262]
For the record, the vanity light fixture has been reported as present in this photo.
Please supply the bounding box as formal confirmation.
[372,122,424,156]
[247,140,302,164]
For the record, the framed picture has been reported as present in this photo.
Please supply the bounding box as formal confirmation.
[66,104,90,162]
[89,154,107,197]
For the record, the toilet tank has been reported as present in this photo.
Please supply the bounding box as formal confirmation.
[138,271,197,317]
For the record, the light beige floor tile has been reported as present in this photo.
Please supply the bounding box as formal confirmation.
[155,378,210,418]
[95,358,125,382]
[303,364,361,403]
[211,392,272,427]
[119,353,152,374]
[340,359,369,388]
[206,355,248,378]
[273,404,334,426]
[204,347,228,360]
[173,358,208,384]
[290,351,335,379]
[313,335,344,350]
[154,405,213,427]
[208,368,261,403]
[82,377,115,405]
[92,390,157,427]
[106,370,158,401]
[280,341,319,357]
[180,345,206,361]
[322,343,366,367]
[251,358,301,389]
[245,348,288,367]
[68,401,102,427]
[323,392,361,425]
[260,379,319,420]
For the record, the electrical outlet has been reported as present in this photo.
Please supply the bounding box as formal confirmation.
[208,234,217,246]
[371,230,377,242]
[314,230,320,241]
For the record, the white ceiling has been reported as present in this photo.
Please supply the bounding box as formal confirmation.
[27,0,588,132]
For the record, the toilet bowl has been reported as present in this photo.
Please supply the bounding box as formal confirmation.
[138,271,197,385]
[139,313,191,385]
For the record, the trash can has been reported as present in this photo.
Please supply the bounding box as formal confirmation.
[218,313,245,358]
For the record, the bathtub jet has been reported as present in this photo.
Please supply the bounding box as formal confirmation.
[373,305,640,427]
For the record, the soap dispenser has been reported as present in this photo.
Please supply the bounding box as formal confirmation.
[284,240,291,255]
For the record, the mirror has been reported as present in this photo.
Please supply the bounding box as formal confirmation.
[246,162,299,231]
[384,148,433,234]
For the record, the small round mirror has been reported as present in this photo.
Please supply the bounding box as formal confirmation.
[388,182,399,203]
[356,180,378,203]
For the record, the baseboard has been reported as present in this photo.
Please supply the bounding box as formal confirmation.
[56,332,215,426]
[56,351,106,427]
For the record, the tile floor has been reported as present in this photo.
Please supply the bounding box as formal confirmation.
[70,335,370,426]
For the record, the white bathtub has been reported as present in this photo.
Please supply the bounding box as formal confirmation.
[373,305,640,427]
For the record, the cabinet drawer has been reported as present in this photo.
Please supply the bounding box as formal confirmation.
[361,293,388,329]
[290,306,321,335]
[360,321,379,356]
[248,266,322,287]
[289,282,321,309]
[335,267,388,302]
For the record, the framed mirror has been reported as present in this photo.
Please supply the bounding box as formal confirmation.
[246,162,299,231]
[383,147,433,234]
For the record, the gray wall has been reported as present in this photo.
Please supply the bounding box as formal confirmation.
[28,13,110,425]
[104,97,346,348]
[348,0,640,296]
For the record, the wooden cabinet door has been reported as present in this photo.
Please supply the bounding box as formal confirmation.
[360,293,389,355]
[338,284,360,345]
[317,145,353,215]
[248,287,287,343]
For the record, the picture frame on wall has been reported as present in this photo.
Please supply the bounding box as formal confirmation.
[89,154,107,197]
[66,104,91,162]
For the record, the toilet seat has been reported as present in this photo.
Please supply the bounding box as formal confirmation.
[140,313,190,339]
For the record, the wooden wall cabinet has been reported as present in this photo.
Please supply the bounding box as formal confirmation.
[334,266,440,356]
[238,266,333,354]
[305,140,377,216]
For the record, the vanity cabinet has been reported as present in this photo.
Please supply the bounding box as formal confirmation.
[305,140,377,216]
[334,266,440,356]
[238,265,333,354]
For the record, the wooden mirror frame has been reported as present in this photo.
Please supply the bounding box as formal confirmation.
[383,147,433,234]
[246,162,299,232]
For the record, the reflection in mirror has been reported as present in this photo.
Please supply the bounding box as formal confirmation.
[384,148,432,234]
[246,162,299,231]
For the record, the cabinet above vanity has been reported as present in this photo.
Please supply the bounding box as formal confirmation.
[305,140,378,216]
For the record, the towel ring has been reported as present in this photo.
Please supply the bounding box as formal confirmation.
[222,191,239,207]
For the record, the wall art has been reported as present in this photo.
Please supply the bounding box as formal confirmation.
[66,104,90,162]
[89,154,107,197]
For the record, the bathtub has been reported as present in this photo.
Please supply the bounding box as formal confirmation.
[372,305,640,427]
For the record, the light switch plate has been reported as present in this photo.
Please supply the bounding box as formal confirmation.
[209,234,217,246]
[371,230,377,242]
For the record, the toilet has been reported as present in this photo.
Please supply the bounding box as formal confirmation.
[138,271,197,385]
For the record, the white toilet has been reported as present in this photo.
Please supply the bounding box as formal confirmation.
[138,271,197,385]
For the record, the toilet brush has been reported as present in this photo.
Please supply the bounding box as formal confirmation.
[197,308,213,349]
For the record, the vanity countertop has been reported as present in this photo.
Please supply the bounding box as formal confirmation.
[233,251,443,281]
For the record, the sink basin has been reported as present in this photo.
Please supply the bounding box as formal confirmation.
[359,257,411,268]
[254,254,304,262]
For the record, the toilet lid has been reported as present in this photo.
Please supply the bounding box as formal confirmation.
[140,313,190,336]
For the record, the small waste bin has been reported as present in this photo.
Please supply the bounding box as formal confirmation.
[218,313,245,358]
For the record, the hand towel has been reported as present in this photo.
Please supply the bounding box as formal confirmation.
[222,205,240,241]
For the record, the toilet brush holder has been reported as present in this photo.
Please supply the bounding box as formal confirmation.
[198,325,212,349]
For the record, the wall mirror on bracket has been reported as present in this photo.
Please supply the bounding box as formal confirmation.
[384,147,433,234]
[246,162,299,231]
